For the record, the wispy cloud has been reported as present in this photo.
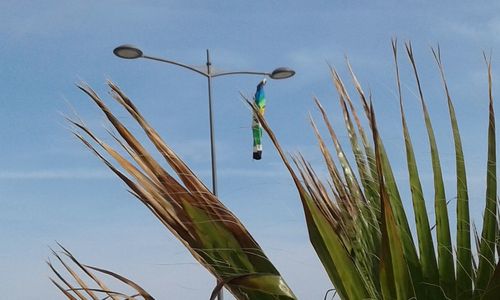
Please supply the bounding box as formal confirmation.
[0,167,287,180]
[0,169,113,180]
[438,17,500,44]
[195,167,288,179]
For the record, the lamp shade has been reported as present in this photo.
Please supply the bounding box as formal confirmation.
[113,44,143,59]
[270,67,295,79]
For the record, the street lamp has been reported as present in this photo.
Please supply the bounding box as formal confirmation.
[113,44,295,300]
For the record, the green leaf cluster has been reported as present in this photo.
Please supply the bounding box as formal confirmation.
[257,41,500,299]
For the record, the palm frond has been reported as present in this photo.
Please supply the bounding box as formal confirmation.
[68,82,296,300]
[256,43,500,300]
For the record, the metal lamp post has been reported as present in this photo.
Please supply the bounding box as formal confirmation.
[113,44,295,300]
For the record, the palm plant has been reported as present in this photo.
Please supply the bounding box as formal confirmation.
[252,40,500,299]
[52,41,500,299]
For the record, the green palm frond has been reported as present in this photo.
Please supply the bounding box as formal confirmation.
[256,42,500,299]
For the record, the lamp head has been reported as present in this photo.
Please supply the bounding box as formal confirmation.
[113,44,143,59]
[270,67,295,79]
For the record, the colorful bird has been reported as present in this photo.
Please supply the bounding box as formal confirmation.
[252,78,266,160]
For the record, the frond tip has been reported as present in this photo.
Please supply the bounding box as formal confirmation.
[48,244,155,300]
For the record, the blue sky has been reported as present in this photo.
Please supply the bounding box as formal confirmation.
[1,1,500,299]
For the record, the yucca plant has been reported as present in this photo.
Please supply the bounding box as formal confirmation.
[53,41,500,299]
[51,82,297,299]
[251,40,500,299]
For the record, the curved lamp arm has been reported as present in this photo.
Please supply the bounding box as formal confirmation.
[142,55,209,77]
[143,56,284,79]
[212,71,271,78]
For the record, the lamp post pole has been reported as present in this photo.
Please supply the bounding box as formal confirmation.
[113,45,295,300]
[206,49,218,199]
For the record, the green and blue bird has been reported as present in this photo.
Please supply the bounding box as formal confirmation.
[252,78,266,160]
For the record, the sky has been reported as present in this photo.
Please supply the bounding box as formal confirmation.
[1,1,500,299]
